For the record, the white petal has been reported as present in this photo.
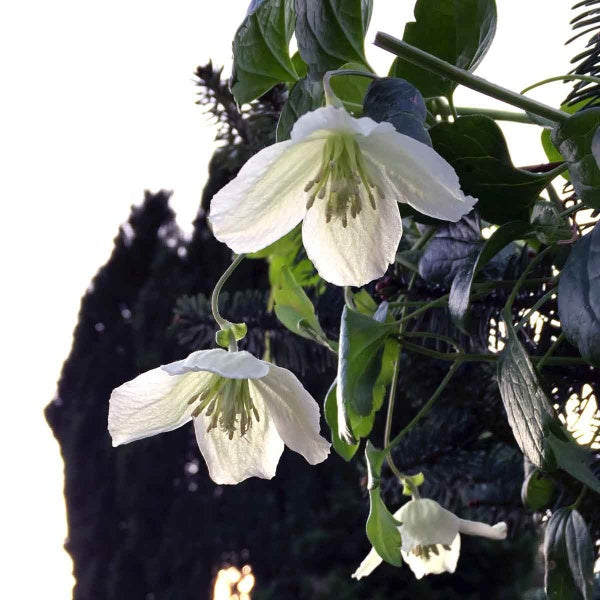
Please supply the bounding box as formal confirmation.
[208,137,325,253]
[162,349,268,379]
[402,535,461,579]
[302,195,402,287]
[458,519,507,540]
[359,129,477,222]
[398,499,460,550]
[351,547,383,580]
[193,394,284,485]
[291,106,384,142]
[109,368,206,446]
[250,363,330,464]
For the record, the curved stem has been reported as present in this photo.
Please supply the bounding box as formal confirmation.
[537,333,565,373]
[521,74,600,95]
[514,288,557,333]
[211,254,247,330]
[374,32,569,124]
[323,69,379,107]
[386,361,463,453]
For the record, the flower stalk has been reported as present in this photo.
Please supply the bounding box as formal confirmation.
[211,253,247,332]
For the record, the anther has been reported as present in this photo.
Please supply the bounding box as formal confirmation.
[304,180,315,192]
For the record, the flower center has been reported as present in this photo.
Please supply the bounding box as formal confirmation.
[304,134,384,227]
[188,375,259,439]
[410,544,452,560]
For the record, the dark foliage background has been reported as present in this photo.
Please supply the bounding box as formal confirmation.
[46,63,599,599]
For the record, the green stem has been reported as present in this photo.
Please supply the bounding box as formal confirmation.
[521,74,600,95]
[571,485,587,510]
[344,286,355,309]
[211,254,246,330]
[514,288,557,333]
[560,203,586,218]
[323,69,378,107]
[386,361,463,453]
[374,33,569,124]
[536,333,565,372]
[436,105,537,124]
[399,331,463,352]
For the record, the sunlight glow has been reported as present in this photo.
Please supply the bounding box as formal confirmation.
[213,565,255,600]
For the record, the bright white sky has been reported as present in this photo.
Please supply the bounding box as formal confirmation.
[0,1,585,598]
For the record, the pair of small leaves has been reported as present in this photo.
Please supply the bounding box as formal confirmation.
[544,508,595,600]
[558,221,600,367]
[390,0,497,99]
[231,0,298,105]
[430,115,564,224]
[497,319,600,493]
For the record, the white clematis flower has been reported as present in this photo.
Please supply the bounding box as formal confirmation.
[352,498,507,580]
[108,348,330,485]
[209,106,477,287]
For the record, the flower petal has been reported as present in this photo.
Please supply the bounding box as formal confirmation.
[250,363,330,464]
[109,368,206,446]
[301,196,402,287]
[359,129,477,222]
[351,547,383,580]
[162,349,269,379]
[401,535,461,579]
[398,499,460,551]
[291,106,383,142]
[193,394,284,485]
[208,137,325,253]
[458,519,507,540]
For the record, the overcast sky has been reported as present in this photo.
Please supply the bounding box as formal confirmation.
[0,1,583,597]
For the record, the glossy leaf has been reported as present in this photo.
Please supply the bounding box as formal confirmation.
[558,222,600,367]
[231,0,298,104]
[430,116,563,224]
[391,0,497,99]
[544,508,594,600]
[365,442,403,567]
[294,0,372,75]
[276,77,324,141]
[448,220,531,326]
[363,77,431,146]
[551,108,600,210]
[337,306,397,416]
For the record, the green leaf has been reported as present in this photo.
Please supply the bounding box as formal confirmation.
[324,381,359,461]
[337,306,397,416]
[294,0,372,75]
[430,116,563,224]
[551,108,600,210]
[544,508,595,600]
[329,62,372,116]
[365,442,403,567]
[276,77,324,141]
[363,77,431,146]
[592,127,600,169]
[273,266,328,343]
[558,222,600,367]
[521,465,556,511]
[497,321,558,470]
[215,322,248,348]
[390,0,497,99]
[352,289,379,315]
[231,0,298,105]
[449,220,531,326]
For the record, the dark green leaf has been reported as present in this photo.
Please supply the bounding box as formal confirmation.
[430,116,563,224]
[363,77,431,146]
[390,0,496,99]
[231,0,298,104]
[276,77,324,141]
[592,127,600,169]
[558,222,600,367]
[337,306,396,416]
[294,0,372,75]
[497,321,557,470]
[324,381,359,461]
[521,465,556,511]
[418,212,481,285]
[449,220,531,326]
[551,108,600,210]
[365,442,403,567]
[544,508,594,600]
